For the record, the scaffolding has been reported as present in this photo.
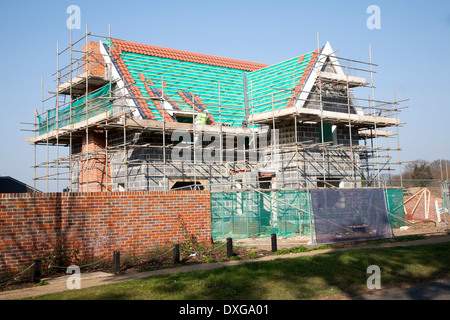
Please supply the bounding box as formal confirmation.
[24,26,408,194]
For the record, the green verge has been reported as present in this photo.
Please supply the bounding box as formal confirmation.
[28,241,450,300]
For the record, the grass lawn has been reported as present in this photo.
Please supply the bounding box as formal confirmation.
[29,241,450,300]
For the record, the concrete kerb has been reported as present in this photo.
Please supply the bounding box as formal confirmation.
[1,235,450,300]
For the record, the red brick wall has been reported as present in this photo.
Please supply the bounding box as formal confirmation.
[0,191,211,273]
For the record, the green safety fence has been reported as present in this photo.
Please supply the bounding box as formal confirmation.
[210,189,312,240]
[38,85,113,135]
[210,188,406,240]
[385,188,406,229]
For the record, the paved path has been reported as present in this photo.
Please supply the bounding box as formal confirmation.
[358,277,450,300]
[1,235,450,300]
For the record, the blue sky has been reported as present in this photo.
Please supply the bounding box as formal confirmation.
[0,0,449,191]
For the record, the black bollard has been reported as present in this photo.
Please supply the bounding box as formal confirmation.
[33,259,42,283]
[113,250,120,274]
[271,233,277,253]
[226,238,233,258]
[173,244,180,264]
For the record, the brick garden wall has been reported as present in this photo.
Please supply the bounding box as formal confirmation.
[0,191,211,273]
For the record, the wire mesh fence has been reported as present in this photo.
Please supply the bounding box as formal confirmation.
[310,188,391,243]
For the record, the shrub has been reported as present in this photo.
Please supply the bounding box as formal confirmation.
[32,235,85,272]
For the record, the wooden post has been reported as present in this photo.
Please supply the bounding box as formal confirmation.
[411,190,425,217]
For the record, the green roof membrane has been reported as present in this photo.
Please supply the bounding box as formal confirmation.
[247,53,314,114]
[121,52,247,126]
[119,49,315,126]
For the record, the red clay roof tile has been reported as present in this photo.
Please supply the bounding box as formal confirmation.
[111,39,268,72]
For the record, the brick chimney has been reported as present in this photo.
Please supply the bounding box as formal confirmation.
[82,41,106,78]
[79,130,111,192]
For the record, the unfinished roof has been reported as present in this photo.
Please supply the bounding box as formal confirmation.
[30,39,396,146]
[105,39,319,126]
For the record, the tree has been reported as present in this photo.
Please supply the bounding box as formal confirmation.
[386,158,449,188]
[430,159,450,180]
[411,163,433,187]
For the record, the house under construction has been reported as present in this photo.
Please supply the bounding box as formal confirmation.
[25,30,406,194]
